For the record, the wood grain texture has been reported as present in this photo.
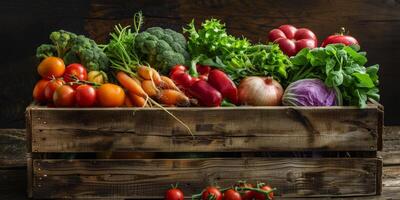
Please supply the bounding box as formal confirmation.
[32,158,378,198]
[0,128,399,199]
[380,126,400,165]
[0,0,400,128]
[0,129,26,167]
[29,105,381,152]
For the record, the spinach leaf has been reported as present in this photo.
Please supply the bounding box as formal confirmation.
[289,44,379,107]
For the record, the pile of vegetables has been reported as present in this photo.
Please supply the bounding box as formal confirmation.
[32,11,380,110]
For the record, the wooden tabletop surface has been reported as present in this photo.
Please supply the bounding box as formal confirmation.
[1,127,399,200]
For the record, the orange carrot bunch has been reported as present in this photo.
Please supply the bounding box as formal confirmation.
[116,66,190,107]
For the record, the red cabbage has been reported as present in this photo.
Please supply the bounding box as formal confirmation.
[282,79,337,106]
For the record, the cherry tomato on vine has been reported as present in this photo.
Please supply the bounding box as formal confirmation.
[44,78,64,101]
[235,182,255,200]
[53,85,76,107]
[223,189,242,200]
[32,79,50,103]
[164,188,184,200]
[202,187,222,200]
[63,63,88,88]
[254,185,274,200]
[75,84,97,107]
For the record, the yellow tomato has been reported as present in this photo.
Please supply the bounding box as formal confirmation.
[88,71,108,84]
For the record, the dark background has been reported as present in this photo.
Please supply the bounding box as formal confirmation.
[1,0,399,128]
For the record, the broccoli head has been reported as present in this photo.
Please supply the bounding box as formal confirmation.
[135,27,189,72]
[64,35,110,71]
[36,44,57,60]
[36,30,109,72]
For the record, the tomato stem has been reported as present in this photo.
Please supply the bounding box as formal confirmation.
[340,27,346,35]
[69,75,102,87]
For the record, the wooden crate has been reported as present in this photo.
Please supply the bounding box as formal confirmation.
[26,104,383,199]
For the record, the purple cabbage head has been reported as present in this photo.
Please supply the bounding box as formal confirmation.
[282,79,337,106]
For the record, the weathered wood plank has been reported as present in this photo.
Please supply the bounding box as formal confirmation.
[381,126,400,165]
[29,106,381,152]
[32,158,378,198]
[1,166,398,200]
[0,129,26,167]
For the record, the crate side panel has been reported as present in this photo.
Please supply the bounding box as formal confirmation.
[30,107,380,152]
[32,158,377,198]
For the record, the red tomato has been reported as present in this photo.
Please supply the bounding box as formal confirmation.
[202,187,222,200]
[223,189,242,200]
[170,65,187,76]
[254,185,274,200]
[321,29,359,47]
[53,85,76,107]
[164,188,184,200]
[269,25,317,56]
[63,63,88,88]
[32,79,50,103]
[235,182,255,200]
[171,71,193,88]
[37,57,65,79]
[75,84,97,107]
[44,79,64,101]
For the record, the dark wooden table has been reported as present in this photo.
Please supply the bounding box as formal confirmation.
[1,128,399,200]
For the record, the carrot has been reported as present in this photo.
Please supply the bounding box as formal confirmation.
[128,92,148,107]
[137,65,162,85]
[141,80,159,97]
[159,76,179,90]
[116,71,147,97]
[157,89,190,107]
[124,96,134,107]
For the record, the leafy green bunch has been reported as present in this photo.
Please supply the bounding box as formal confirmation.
[184,19,291,83]
[103,12,143,77]
[289,44,379,107]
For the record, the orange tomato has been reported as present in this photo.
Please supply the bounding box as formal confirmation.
[96,83,125,107]
[32,79,50,103]
[37,57,65,79]
[53,85,76,107]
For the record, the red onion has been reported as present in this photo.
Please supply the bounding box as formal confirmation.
[238,76,283,106]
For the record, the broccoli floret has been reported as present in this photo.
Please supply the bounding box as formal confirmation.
[35,30,109,72]
[135,27,189,72]
[36,44,57,60]
[49,30,77,57]
[66,35,110,71]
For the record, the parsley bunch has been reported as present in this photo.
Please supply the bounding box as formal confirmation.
[184,19,291,84]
